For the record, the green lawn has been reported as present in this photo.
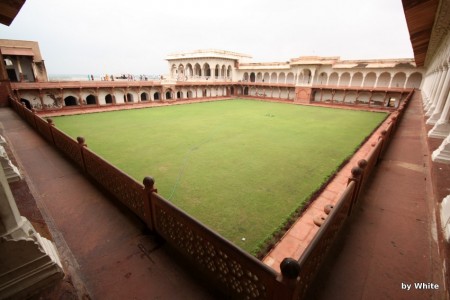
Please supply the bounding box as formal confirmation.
[52,99,386,254]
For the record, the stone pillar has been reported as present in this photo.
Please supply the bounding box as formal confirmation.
[423,71,437,105]
[429,92,450,138]
[432,132,450,163]
[0,164,63,298]
[440,195,450,241]
[427,64,450,124]
[425,67,445,113]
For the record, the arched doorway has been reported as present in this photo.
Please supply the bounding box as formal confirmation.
[244,87,249,95]
[105,94,113,104]
[250,73,256,82]
[141,92,148,101]
[20,98,32,110]
[165,91,172,99]
[64,96,78,106]
[86,94,96,105]
[177,91,183,99]
[154,92,160,100]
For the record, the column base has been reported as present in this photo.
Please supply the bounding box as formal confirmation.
[426,111,442,125]
[425,104,435,116]
[429,121,450,139]
[441,195,450,241]
[0,218,64,299]
[432,134,450,163]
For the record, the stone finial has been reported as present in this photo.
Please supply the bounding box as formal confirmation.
[358,159,368,170]
[76,136,86,147]
[324,204,334,214]
[143,176,155,190]
[280,257,301,279]
[351,166,363,178]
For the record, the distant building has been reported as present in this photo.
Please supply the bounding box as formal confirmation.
[0,39,48,82]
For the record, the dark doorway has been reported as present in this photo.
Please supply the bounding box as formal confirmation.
[86,95,96,105]
[20,98,32,110]
[64,96,78,106]
[105,94,113,104]
[154,92,160,100]
[7,69,18,82]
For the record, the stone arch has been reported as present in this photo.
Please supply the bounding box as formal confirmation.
[405,72,423,89]
[351,72,364,87]
[187,90,193,98]
[263,72,270,82]
[328,72,339,85]
[171,64,177,78]
[243,72,249,81]
[256,72,263,82]
[270,72,277,83]
[177,91,183,99]
[140,92,149,101]
[202,89,208,97]
[378,72,391,87]
[20,98,32,109]
[125,93,134,102]
[86,94,96,105]
[286,72,295,84]
[340,72,351,86]
[391,72,406,88]
[105,94,113,104]
[318,72,328,85]
[153,92,160,100]
[300,69,312,84]
[165,89,173,99]
[221,65,226,77]
[203,63,211,77]
[186,63,193,77]
[363,72,377,87]
[194,63,201,76]
[64,96,78,106]
[244,87,249,95]
[279,72,286,83]
[250,72,256,82]
[178,64,185,76]
[215,64,220,77]
[227,66,232,78]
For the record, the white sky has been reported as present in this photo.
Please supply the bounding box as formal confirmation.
[0,0,413,76]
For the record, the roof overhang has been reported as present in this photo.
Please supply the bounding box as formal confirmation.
[402,0,439,67]
[0,0,26,26]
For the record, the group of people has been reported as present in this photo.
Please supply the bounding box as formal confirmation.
[87,74,151,81]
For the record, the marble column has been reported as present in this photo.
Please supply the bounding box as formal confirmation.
[429,91,450,138]
[432,132,450,163]
[0,152,63,298]
[427,64,450,124]
[425,67,445,113]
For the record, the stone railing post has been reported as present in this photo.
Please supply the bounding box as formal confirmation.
[278,257,301,299]
[46,118,56,145]
[77,136,87,173]
[143,176,157,231]
[357,159,368,194]
[377,130,387,161]
[347,165,363,215]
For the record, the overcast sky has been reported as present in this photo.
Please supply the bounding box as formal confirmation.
[0,0,413,76]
